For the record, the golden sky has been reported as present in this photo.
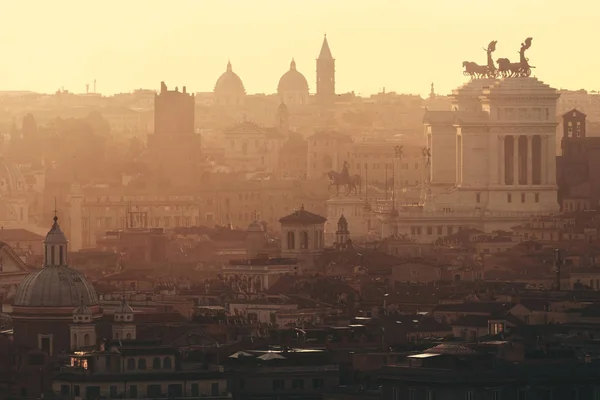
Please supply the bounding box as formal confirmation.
[0,0,595,97]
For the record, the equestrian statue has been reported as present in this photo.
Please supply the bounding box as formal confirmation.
[327,161,361,196]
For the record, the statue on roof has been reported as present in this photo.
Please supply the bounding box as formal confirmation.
[496,37,535,78]
[462,40,498,79]
[327,162,361,196]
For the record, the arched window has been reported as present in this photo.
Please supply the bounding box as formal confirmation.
[300,231,309,249]
[163,357,172,370]
[127,358,135,370]
[152,357,161,370]
[287,231,295,250]
[138,358,147,370]
[83,334,90,346]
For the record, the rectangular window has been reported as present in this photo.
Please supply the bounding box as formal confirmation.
[521,193,526,203]
[507,194,512,203]
[312,379,324,389]
[74,386,81,397]
[476,193,481,203]
[427,227,433,235]
[392,388,400,400]
[129,385,138,398]
[466,390,474,400]
[292,379,304,389]
[191,383,199,397]
[60,385,70,395]
[273,379,285,391]
[409,388,416,400]
[535,193,540,203]
[447,227,454,235]
[437,226,443,235]
[428,390,436,400]
[493,391,501,400]
[110,386,118,398]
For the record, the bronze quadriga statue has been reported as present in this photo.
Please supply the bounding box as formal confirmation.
[463,37,535,79]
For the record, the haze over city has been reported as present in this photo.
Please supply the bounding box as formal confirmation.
[2,1,600,399]
[1,0,598,96]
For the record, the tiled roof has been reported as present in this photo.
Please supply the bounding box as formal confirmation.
[423,343,479,356]
[433,302,517,314]
[279,205,326,225]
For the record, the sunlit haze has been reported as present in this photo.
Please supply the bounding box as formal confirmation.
[1,0,597,96]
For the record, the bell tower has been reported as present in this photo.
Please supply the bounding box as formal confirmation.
[70,297,96,351]
[335,214,350,249]
[112,298,136,340]
[276,101,290,134]
[316,34,335,102]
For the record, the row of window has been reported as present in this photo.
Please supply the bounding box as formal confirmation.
[267,378,324,391]
[391,386,600,400]
[62,381,218,398]
[410,226,456,236]
[126,356,173,371]
[286,230,324,250]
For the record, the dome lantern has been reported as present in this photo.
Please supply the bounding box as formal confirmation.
[44,214,68,267]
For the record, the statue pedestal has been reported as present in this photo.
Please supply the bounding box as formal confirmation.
[325,195,372,246]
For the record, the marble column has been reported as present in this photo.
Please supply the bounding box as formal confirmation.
[527,135,533,185]
[548,134,557,185]
[540,135,547,184]
[512,135,519,185]
[498,135,505,185]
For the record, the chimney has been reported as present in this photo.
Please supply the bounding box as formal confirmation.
[183,86,187,94]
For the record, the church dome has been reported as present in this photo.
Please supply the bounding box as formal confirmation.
[278,59,309,93]
[13,215,98,308]
[0,158,26,196]
[214,61,246,95]
[13,266,98,307]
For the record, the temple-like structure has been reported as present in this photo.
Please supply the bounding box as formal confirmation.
[380,38,560,242]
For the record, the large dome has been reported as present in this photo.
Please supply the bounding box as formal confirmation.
[278,59,309,93]
[13,265,98,307]
[0,158,26,196]
[214,61,246,94]
[13,215,98,308]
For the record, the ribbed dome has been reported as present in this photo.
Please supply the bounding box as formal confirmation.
[13,266,98,307]
[0,158,26,195]
[278,59,309,93]
[214,61,246,94]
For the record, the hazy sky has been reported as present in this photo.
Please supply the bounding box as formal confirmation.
[1,0,596,97]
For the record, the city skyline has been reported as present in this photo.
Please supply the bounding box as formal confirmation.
[1,0,598,97]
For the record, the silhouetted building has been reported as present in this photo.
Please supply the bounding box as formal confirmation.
[214,61,246,106]
[278,59,309,106]
[316,35,335,103]
[146,82,202,186]
[557,109,600,210]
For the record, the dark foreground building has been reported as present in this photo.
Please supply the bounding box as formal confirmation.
[379,343,600,400]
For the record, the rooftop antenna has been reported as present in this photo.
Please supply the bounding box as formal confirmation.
[93,79,97,94]
[54,197,57,219]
